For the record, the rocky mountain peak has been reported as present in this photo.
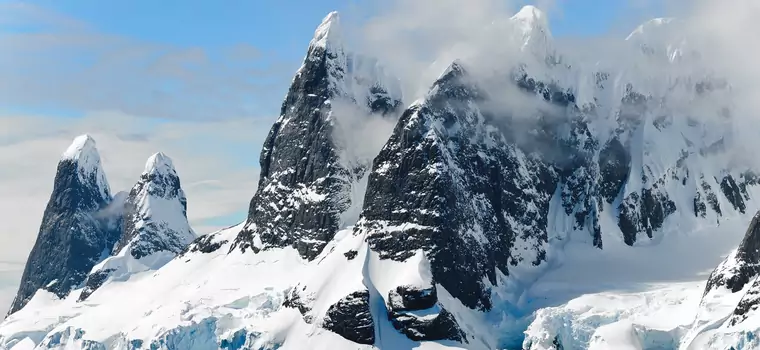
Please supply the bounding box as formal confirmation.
[626,17,677,41]
[113,152,193,259]
[8,135,120,315]
[78,152,194,301]
[511,5,552,54]
[310,11,342,50]
[511,5,548,30]
[143,152,176,177]
[625,17,690,62]
[61,134,97,161]
[231,10,402,261]
[59,134,111,204]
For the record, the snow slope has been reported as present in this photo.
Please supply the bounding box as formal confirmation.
[522,218,753,350]
[0,224,472,350]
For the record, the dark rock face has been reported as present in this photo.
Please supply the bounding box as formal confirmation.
[184,233,228,255]
[701,177,722,217]
[739,171,760,198]
[705,212,760,296]
[721,175,747,214]
[358,63,568,311]
[385,285,465,342]
[232,14,401,261]
[388,285,437,312]
[78,268,114,302]
[9,140,119,315]
[388,305,464,342]
[321,290,374,345]
[343,250,357,260]
[618,186,677,245]
[694,192,708,218]
[282,285,313,323]
[553,335,565,350]
[598,138,630,203]
[729,277,760,326]
[725,211,760,326]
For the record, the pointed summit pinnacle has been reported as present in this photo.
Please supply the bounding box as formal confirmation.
[511,5,550,35]
[59,134,110,199]
[512,5,546,21]
[62,134,98,161]
[310,11,342,49]
[143,152,176,176]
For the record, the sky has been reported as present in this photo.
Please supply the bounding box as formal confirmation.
[0,0,668,311]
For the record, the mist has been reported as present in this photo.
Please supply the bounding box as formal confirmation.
[323,0,760,171]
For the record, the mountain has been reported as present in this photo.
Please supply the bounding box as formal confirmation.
[230,11,402,260]
[78,152,195,301]
[7,135,120,315]
[2,6,760,350]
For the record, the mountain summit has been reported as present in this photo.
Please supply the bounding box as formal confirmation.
[8,135,119,315]
[78,152,194,301]
[310,11,341,50]
[231,10,402,260]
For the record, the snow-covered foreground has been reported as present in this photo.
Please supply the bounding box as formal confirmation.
[0,223,468,350]
[0,214,752,350]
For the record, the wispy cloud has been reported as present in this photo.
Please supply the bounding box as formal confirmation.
[0,2,286,120]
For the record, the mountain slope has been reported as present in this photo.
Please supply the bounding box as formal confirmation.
[8,135,120,315]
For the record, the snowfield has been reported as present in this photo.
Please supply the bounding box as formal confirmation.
[0,205,756,349]
[0,223,471,350]
[521,217,753,350]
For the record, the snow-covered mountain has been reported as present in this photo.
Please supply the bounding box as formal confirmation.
[231,11,402,261]
[7,135,120,315]
[3,6,760,350]
[78,152,195,302]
